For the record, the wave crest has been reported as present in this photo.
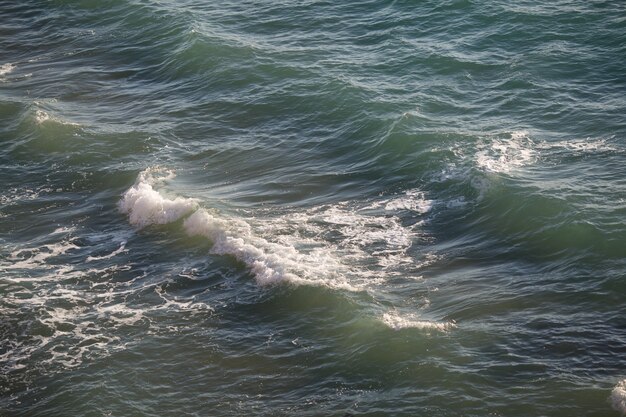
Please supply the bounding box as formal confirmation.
[118,168,197,228]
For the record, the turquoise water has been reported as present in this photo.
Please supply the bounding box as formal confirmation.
[1,1,625,415]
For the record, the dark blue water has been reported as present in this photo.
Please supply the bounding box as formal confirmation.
[1,1,625,415]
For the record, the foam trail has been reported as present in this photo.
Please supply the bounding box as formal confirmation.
[118,168,197,228]
[612,380,626,415]
[541,137,618,153]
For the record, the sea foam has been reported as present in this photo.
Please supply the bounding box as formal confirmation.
[183,207,364,288]
[381,311,455,332]
[86,241,127,262]
[184,209,303,286]
[1,223,214,374]
[612,380,626,415]
[383,189,433,214]
[475,131,536,174]
[0,63,14,78]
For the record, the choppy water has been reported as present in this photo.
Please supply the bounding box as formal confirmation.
[1,1,625,416]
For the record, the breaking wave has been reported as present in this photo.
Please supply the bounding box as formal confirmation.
[119,168,432,291]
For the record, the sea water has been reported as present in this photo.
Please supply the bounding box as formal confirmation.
[1,1,625,415]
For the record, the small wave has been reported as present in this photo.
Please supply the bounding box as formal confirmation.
[154,284,213,313]
[184,209,316,286]
[33,109,80,127]
[612,380,626,415]
[120,169,353,289]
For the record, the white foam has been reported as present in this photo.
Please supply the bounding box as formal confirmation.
[183,208,353,288]
[86,241,127,262]
[612,379,626,415]
[475,131,536,174]
[383,189,433,214]
[445,197,467,208]
[308,204,414,248]
[0,229,217,375]
[6,241,80,271]
[35,109,50,124]
[154,284,213,313]
[0,186,50,206]
[279,203,424,277]
[51,226,76,235]
[510,130,529,140]
[542,137,618,153]
[96,303,144,326]
[381,312,454,332]
[1,255,123,372]
[0,63,14,77]
[118,168,197,228]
